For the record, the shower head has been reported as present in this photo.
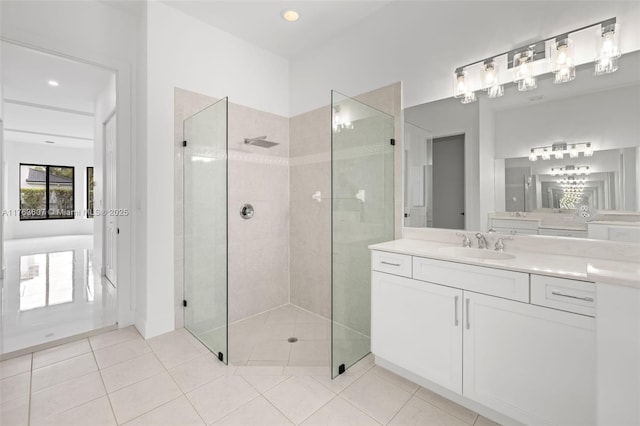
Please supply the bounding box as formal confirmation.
[244,135,279,148]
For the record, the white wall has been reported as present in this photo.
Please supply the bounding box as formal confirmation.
[92,74,116,274]
[1,0,137,328]
[142,2,289,338]
[495,85,640,159]
[3,141,93,239]
[289,2,640,115]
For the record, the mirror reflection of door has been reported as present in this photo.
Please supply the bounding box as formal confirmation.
[433,134,465,230]
[403,122,432,227]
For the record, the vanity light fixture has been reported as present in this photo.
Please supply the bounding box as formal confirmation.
[529,142,595,161]
[483,60,504,98]
[452,18,621,103]
[595,19,621,75]
[514,48,537,91]
[551,35,576,84]
[551,165,590,176]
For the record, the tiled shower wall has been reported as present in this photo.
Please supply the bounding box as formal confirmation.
[289,83,403,319]
[175,82,401,326]
[174,88,290,326]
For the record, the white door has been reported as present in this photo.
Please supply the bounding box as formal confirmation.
[372,271,463,393]
[463,291,596,426]
[104,114,117,285]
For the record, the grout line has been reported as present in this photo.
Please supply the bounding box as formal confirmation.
[384,391,414,426]
[27,354,33,426]
[160,355,208,426]
[90,346,118,425]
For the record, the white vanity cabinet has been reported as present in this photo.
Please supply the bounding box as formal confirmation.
[371,249,596,426]
[371,271,463,393]
[463,291,595,426]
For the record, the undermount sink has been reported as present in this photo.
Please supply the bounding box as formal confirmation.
[438,246,516,260]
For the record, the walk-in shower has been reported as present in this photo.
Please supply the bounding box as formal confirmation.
[181,90,394,378]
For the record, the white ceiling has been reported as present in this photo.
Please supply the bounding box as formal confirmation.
[162,0,393,58]
[1,42,114,149]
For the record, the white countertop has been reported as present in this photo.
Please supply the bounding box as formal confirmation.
[369,239,640,288]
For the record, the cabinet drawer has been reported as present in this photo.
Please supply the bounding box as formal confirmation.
[372,251,412,278]
[538,228,588,238]
[413,257,529,302]
[531,275,595,316]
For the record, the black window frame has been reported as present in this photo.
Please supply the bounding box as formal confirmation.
[19,163,75,221]
[86,166,94,218]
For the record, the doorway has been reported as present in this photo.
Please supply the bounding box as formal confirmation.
[0,41,118,355]
[432,134,465,230]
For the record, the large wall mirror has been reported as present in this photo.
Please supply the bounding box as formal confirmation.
[404,50,640,242]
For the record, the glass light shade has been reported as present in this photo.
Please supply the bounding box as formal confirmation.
[541,149,551,160]
[482,61,498,89]
[487,84,504,98]
[552,38,576,84]
[584,143,594,157]
[595,25,621,75]
[514,50,537,91]
[453,71,468,98]
[460,91,477,104]
[529,149,538,161]
[569,144,579,158]
[554,150,564,160]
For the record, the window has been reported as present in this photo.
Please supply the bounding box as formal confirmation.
[87,167,94,218]
[20,164,74,220]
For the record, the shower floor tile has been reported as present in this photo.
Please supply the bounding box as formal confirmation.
[229,304,331,368]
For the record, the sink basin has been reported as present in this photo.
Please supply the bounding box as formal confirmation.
[438,246,516,260]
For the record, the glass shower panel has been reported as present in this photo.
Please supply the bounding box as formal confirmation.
[183,97,228,363]
[331,90,395,378]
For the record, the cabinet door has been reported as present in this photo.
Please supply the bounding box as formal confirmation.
[463,291,595,426]
[372,271,463,393]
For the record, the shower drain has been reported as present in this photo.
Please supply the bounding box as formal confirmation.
[287,337,298,343]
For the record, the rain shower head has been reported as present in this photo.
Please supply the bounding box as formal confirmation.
[244,135,279,148]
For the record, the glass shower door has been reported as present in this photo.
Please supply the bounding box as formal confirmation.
[183,97,228,363]
[331,91,395,378]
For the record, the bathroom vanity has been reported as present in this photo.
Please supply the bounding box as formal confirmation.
[369,236,639,426]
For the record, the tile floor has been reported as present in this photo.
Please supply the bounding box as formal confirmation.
[228,305,331,367]
[1,236,117,354]
[0,325,502,426]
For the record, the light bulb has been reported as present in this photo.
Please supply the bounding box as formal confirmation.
[529,149,538,162]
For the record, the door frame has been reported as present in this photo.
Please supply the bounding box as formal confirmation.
[103,110,117,285]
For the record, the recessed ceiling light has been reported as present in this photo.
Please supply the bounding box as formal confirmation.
[45,140,55,144]
[282,10,299,22]
[48,80,59,87]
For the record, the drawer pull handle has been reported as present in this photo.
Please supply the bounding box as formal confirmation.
[465,298,470,330]
[454,295,459,326]
[551,291,594,302]
[381,261,401,267]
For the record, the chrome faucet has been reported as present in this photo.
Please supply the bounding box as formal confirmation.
[475,233,489,249]
[494,236,513,252]
[456,232,472,248]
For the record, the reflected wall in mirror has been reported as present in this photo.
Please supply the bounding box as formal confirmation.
[504,147,637,212]
[404,50,640,242]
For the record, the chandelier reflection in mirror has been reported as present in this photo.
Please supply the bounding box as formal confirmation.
[453,18,621,104]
